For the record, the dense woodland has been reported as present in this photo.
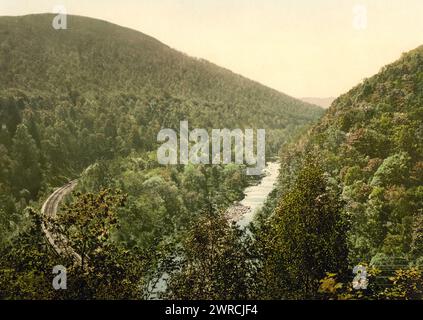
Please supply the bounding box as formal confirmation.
[0,14,421,300]
[255,45,423,299]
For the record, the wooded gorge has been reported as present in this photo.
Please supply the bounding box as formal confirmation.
[0,14,421,300]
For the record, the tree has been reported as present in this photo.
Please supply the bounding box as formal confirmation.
[54,189,126,270]
[0,208,58,299]
[371,152,411,187]
[164,210,257,300]
[382,268,423,300]
[257,157,350,299]
[0,144,13,185]
[318,266,423,300]
[11,124,42,198]
[51,189,147,299]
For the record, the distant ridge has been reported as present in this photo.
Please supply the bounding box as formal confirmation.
[0,14,322,117]
[301,97,335,109]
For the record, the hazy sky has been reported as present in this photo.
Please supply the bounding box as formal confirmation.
[1,0,423,98]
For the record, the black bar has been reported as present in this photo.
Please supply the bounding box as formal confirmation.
[0,300,420,319]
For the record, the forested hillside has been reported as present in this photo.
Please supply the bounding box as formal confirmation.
[2,13,419,301]
[0,14,324,298]
[0,14,321,202]
[312,46,423,265]
[0,13,322,236]
[255,45,423,299]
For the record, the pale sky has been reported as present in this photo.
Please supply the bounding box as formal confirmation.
[1,0,423,98]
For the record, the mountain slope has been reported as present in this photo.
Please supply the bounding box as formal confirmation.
[315,46,423,263]
[0,14,322,125]
[0,14,322,203]
[267,45,423,267]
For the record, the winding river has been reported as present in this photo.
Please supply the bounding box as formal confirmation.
[236,161,280,228]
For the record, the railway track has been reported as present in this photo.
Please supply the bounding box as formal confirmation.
[41,180,82,265]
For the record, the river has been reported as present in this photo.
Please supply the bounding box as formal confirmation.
[236,161,280,228]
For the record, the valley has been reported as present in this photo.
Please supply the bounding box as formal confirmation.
[0,13,421,301]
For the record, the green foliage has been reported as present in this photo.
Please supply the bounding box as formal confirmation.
[163,211,257,300]
[318,266,423,300]
[383,268,423,300]
[52,189,126,270]
[317,265,382,300]
[371,152,411,186]
[10,124,42,198]
[0,208,59,299]
[256,158,350,299]
[76,158,251,251]
[0,14,322,249]
[0,190,149,299]
[255,44,423,300]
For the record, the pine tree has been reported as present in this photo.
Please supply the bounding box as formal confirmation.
[259,158,350,299]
